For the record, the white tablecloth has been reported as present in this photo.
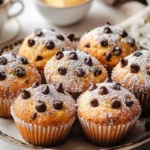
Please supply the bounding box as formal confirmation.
[0,0,149,149]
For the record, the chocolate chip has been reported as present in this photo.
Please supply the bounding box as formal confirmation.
[20,56,28,64]
[32,113,37,120]
[147,70,150,76]
[56,83,64,94]
[99,86,108,95]
[36,55,43,61]
[69,52,78,60]
[11,53,17,58]
[32,82,39,88]
[28,39,35,47]
[106,22,111,25]
[0,0,4,5]
[112,83,121,90]
[111,99,121,108]
[56,51,64,60]
[133,52,142,57]
[125,99,134,107]
[0,57,7,65]
[90,99,98,107]
[104,27,112,34]
[53,100,63,110]
[58,67,67,75]
[0,71,6,81]
[130,64,140,73]
[22,90,31,99]
[41,85,50,94]
[15,67,26,77]
[67,34,75,42]
[145,122,150,131]
[88,83,97,91]
[120,58,128,68]
[0,49,3,55]
[128,38,135,46]
[120,30,128,38]
[105,52,112,61]
[84,43,90,48]
[48,28,55,32]
[35,101,46,112]
[113,46,122,56]
[57,34,64,41]
[100,39,108,47]
[93,67,102,76]
[77,68,85,77]
[84,57,92,66]
[45,41,55,50]
[25,80,29,84]
[34,28,42,36]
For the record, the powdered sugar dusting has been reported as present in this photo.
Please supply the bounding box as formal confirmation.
[112,50,150,92]
[33,28,72,49]
[45,49,107,93]
[0,53,41,97]
[78,82,141,125]
[25,84,76,117]
[82,25,131,45]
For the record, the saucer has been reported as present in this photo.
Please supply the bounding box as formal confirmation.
[0,19,20,45]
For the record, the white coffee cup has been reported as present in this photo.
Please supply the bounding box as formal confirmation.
[0,0,24,32]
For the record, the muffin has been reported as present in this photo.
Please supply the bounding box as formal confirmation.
[78,23,137,75]
[77,82,141,146]
[0,53,41,118]
[11,84,76,147]
[112,50,150,115]
[44,49,108,99]
[18,28,73,82]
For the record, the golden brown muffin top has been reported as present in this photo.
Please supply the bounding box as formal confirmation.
[77,82,141,125]
[18,28,73,70]
[79,23,137,68]
[12,84,77,126]
[112,50,150,93]
[44,49,108,93]
[0,53,41,98]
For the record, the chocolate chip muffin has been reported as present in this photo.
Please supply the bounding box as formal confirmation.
[77,82,141,146]
[11,84,76,147]
[0,53,41,118]
[112,50,150,116]
[18,28,73,82]
[44,49,108,99]
[78,23,137,74]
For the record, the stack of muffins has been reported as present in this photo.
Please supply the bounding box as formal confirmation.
[1,24,149,147]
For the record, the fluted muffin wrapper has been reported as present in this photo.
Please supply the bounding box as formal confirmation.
[0,98,14,118]
[78,116,139,146]
[132,91,150,116]
[11,107,76,147]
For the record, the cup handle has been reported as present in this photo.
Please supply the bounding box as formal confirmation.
[8,0,24,19]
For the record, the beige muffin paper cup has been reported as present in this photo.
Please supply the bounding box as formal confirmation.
[0,98,14,118]
[11,107,76,147]
[132,91,150,116]
[79,116,139,146]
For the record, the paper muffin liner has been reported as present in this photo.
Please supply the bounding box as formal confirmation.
[0,98,14,118]
[11,107,76,147]
[132,91,150,116]
[79,116,139,146]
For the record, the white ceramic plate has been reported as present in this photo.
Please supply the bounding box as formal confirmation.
[0,41,150,150]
